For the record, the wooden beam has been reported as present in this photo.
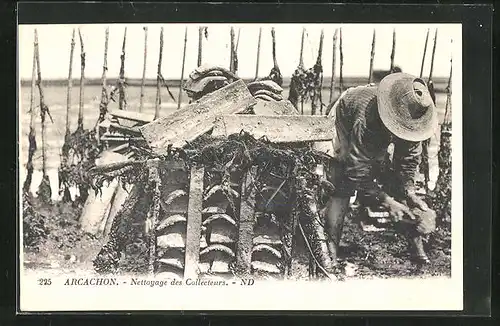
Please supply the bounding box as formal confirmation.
[139,79,256,154]
[108,122,142,135]
[184,166,204,279]
[252,98,299,116]
[108,108,155,123]
[235,167,257,276]
[212,115,335,143]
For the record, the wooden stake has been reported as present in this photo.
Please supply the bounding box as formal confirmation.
[119,27,127,110]
[98,27,109,124]
[96,27,109,149]
[296,28,306,115]
[230,26,237,73]
[298,28,306,115]
[318,29,324,111]
[428,29,438,83]
[65,29,76,138]
[312,29,324,116]
[154,27,164,120]
[254,27,262,81]
[434,51,453,197]
[299,27,306,68]
[34,29,52,202]
[390,28,396,72]
[444,52,452,123]
[268,27,283,86]
[368,29,376,84]
[339,28,344,93]
[236,28,241,52]
[271,28,279,70]
[29,33,37,139]
[197,26,203,67]
[147,159,161,275]
[177,26,188,110]
[316,30,325,65]
[78,29,85,130]
[419,29,430,78]
[23,30,38,194]
[139,27,148,113]
[421,29,438,191]
[59,29,76,202]
[34,30,47,177]
[329,28,338,104]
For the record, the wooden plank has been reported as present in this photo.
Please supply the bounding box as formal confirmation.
[109,122,142,135]
[212,115,335,143]
[139,79,256,154]
[108,108,155,123]
[235,167,257,275]
[252,99,299,116]
[183,166,205,279]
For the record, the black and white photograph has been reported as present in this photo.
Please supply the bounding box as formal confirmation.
[18,21,462,311]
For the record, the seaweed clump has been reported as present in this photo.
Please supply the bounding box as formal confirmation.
[58,128,101,205]
[89,132,336,276]
[22,194,48,251]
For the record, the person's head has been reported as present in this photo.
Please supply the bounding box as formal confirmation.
[377,73,438,142]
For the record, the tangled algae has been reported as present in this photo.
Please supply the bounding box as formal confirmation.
[90,132,337,276]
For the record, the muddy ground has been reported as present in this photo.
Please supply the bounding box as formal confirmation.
[23,196,451,280]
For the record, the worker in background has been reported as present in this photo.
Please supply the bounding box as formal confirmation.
[316,72,438,266]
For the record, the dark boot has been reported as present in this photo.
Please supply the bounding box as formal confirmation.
[324,196,351,263]
[408,234,430,265]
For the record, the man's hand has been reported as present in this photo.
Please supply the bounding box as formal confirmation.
[406,192,429,211]
[381,196,414,222]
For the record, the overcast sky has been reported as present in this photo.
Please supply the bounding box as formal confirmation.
[18,23,460,81]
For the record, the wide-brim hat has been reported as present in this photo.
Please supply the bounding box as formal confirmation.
[377,72,439,142]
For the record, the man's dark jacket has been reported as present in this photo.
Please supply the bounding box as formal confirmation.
[328,85,422,202]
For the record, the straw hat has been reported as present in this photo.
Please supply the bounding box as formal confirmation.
[377,73,438,142]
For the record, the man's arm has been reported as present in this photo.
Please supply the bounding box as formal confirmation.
[343,135,421,221]
[393,138,429,211]
[392,138,422,196]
